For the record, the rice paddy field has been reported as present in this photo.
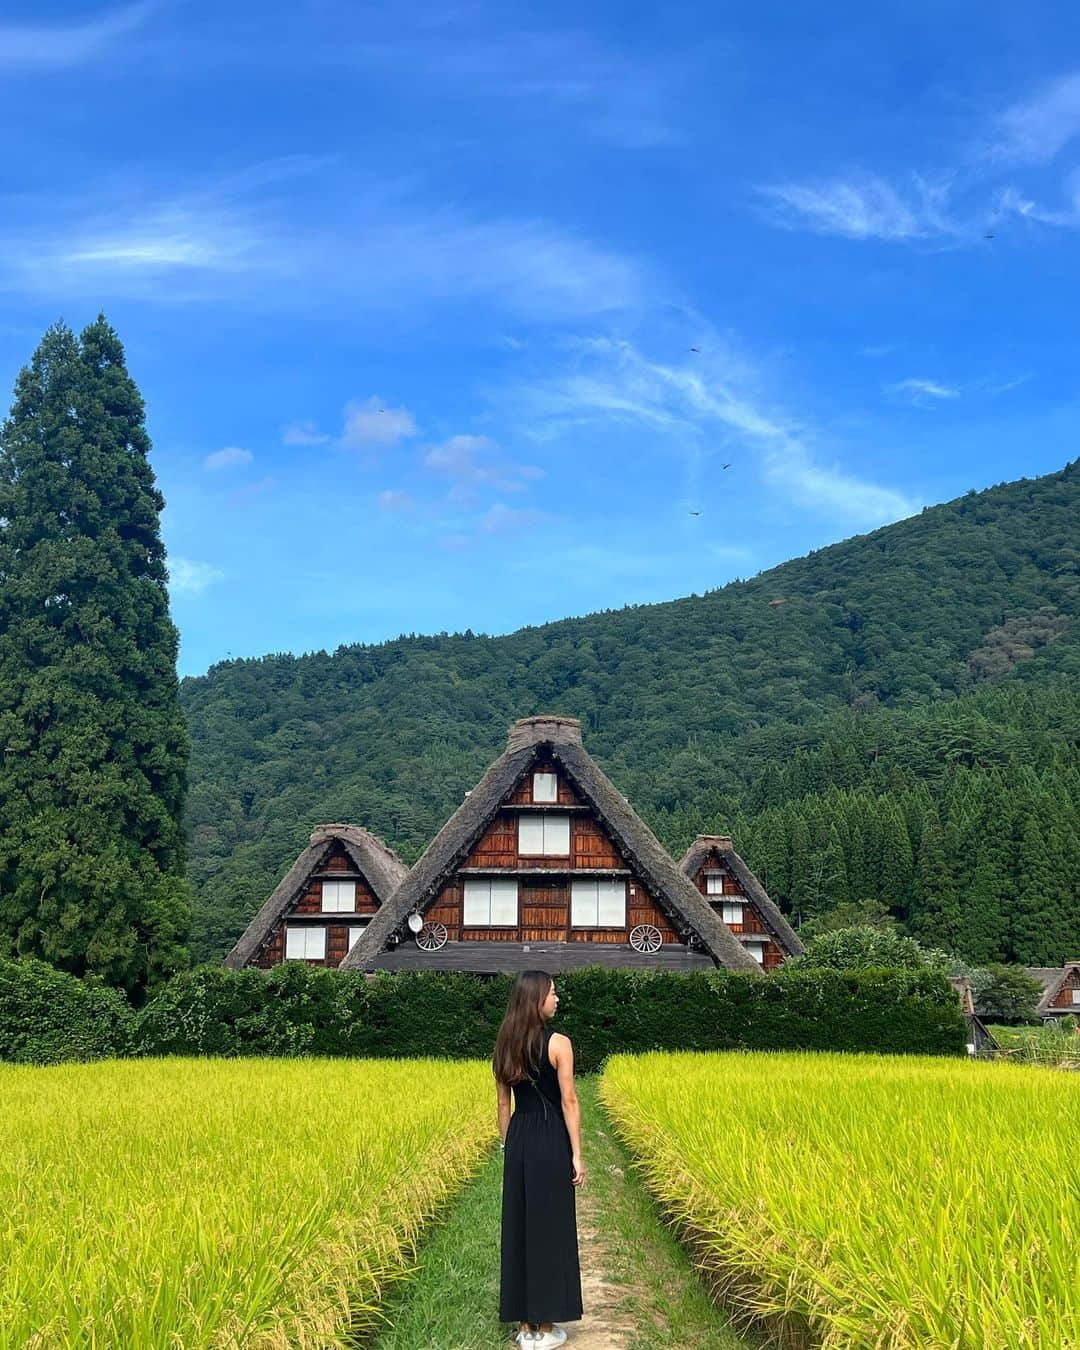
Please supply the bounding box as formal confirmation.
[601,1051,1080,1350]
[0,1057,494,1348]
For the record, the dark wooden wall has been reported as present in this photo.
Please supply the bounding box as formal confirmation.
[254,843,381,969]
[689,848,785,970]
[1049,968,1080,1009]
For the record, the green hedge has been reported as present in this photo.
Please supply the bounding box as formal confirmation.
[0,961,967,1067]
[0,958,135,1064]
[133,964,965,1067]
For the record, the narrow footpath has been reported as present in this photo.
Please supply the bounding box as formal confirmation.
[368,1078,748,1350]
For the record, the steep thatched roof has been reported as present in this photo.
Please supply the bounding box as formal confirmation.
[342,716,760,973]
[224,824,409,970]
[1029,962,1080,1016]
[678,835,805,958]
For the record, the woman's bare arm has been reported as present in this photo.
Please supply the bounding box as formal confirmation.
[550,1032,586,1187]
[496,1078,512,1143]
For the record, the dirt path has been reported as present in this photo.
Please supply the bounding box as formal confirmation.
[369,1077,748,1350]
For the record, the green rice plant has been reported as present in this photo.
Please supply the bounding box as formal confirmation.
[0,1057,494,1347]
[601,1052,1080,1349]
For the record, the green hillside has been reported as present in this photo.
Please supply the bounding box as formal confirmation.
[181,462,1080,963]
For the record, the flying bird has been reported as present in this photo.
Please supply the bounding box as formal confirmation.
[689,510,702,516]
[689,346,701,353]
[721,462,732,470]
[983,233,995,240]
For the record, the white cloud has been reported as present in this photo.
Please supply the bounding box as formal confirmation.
[378,490,415,512]
[169,557,224,595]
[479,503,547,534]
[3,174,646,321]
[887,378,960,405]
[203,446,253,470]
[282,420,331,446]
[229,477,277,506]
[514,337,916,526]
[757,175,951,240]
[995,72,1080,165]
[0,2,151,72]
[341,398,418,450]
[424,434,541,500]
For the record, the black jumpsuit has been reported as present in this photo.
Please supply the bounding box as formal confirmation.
[499,1025,584,1326]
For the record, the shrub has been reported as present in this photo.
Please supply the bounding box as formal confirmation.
[792,925,950,972]
[0,957,135,1063]
[133,964,965,1066]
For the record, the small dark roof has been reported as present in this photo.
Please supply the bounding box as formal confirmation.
[342,717,760,973]
[1029,962,1080,1016]
[223,824,409,970]
[678,835,805,959]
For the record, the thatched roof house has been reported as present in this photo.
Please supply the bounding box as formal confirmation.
[679,834,804,969]
[1028,962,1080,1020]
[224,824,408,970]
[341,715,761,975]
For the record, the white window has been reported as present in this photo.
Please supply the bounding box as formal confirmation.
[463,878,518,926]
[518,813,570,856]
[1071,988,1080,1005]
[722,901,744,925]
[321,879,356,913]
[348,923,369,950]
[533,772,558,803]
[571,878,626,927]
[743,941,765,966]
[705,872,724,895]
[285,926,326,960]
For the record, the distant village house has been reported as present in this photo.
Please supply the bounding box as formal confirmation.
[226,715,803,976]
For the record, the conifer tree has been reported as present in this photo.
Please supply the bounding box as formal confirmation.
[0,317,189,990]
[1011,813,1066,964]
[909,815,962,952]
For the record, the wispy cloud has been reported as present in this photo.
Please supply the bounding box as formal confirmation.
[281,420,331,446]
[478,502,548,534]
[2,173,646,320]
[424,434,543,502]
[204,446,253,470]
[994,72,1080,165]
[378,489,415,513]
[228,477,276,506]
[757,174,952,240]
[341,398,418,450]
[169,556,224,595]
[515,337,916,526]
[887,378,960,406]
[335,20,673,148]
[0,2,152,72]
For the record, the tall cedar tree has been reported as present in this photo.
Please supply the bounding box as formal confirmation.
[0,318,190,990]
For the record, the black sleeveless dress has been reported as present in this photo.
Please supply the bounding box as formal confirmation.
[499,1025,583,1326]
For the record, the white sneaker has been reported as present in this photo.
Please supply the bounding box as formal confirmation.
[532,1331,568,1349]
[514,1333,538,1346]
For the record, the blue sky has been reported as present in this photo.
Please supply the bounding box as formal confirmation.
[2,2,1079,676]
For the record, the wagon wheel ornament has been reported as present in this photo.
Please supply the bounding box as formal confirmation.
[629,924,662,954]
[415,921,448,951]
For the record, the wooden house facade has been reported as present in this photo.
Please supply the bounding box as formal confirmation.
[340,716,761,975]
[224,824,408,970]
[1030,962,1080,1021]
[678,835,804,969]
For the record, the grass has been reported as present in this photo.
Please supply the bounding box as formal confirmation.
[988,1022,1080,1066]
[0,1057,493,1348]
[601,1050,1080,1349]
[371,1077,749,1350]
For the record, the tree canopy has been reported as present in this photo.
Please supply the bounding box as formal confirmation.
[0,318,190,990]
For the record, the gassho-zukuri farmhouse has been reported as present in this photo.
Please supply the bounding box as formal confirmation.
[224,715,805,975]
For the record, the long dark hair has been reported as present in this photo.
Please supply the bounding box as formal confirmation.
[492,970,553,1086]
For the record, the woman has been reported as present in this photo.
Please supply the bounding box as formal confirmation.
[494,970,585,1348]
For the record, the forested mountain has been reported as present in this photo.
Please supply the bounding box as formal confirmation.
[181,463,1080,963]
